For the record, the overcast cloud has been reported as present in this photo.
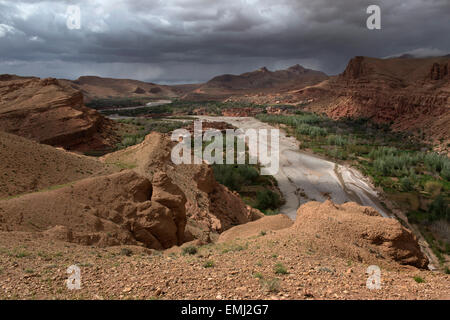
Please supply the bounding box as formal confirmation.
[0,0,449,83]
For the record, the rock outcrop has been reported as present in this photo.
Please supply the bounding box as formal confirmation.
[205,64,328,91]
[65,76,178,101]
[0,75,119,151]
[219,200,429,269]
[291,201,429,269]
[151,172,187,245]
[0,131,116,198]
[296,56,450,146]
[181,65,328,101]
[102,132,263,243]
[0,170,187,250]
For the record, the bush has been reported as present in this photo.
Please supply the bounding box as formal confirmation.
[424,153,446,172]
[440,163,450,180]
[427,196,450,222]
[295,123,328,137]
[327,134,348,146]
[213,165,260,192]
[255,190,281,211]
[259,277,280,293]
[182,246,197,255]
[274,263,288,275]
[203,260,214,268]
[424,181,442,196]
[400,176,414,192]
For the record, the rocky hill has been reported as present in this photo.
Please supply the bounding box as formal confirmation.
[0,131,116,198]
[225,56,449,148]
[0,75,119,152]
[64,76,179,101]
[0,124,447,299]
[101,132,264,242]
[1,198,448,299]
[0,129,262,249]
[182,65,328,100]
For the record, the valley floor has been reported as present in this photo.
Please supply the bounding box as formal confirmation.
[196,116,388,219]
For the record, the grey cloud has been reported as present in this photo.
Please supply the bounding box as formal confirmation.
[0,0,449,83]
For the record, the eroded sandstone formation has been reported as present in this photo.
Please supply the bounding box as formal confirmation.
[0,170,187,250]
[0,75,119,151]
[291,201,429,269]
[297,56,450,146]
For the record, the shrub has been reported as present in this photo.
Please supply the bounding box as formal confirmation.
[413,276,425,283]
[274,263,288,275]
[213,165,259,192]
[259,278,280,293]
[120,248,133,257]
[255,190,281,211]
[327,134,348,146]
[400,176,414,192]
[296,124,327,137]
[424,181,442,196]
[427,196,450,222]
[203,260,214,268]
[182,246,197,255]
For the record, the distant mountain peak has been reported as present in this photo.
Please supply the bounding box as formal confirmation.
[258,67,269,73]
[288,64,306,71]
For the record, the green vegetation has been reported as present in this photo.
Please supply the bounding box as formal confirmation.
[259,277,280,293]
[274,263,289,275]
[212,164,259,192]
[413,276,425,283]
[203,260,215,268]
[182,246,198,255]
[255,189,282,212]
[221,243,248,254]
[100,100,265,117]
[204,132,283,215]
[86,97,159,110]
[116,118,189,150]
[212,164,281,214]
[14,251,31,258]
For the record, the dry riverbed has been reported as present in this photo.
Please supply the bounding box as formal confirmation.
[196,116,389,219]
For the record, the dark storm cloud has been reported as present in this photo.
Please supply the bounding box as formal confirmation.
[0,0,449,83]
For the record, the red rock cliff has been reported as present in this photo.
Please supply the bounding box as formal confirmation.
[0,75,118,151]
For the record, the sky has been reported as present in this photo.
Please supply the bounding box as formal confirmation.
[0,0,449,84]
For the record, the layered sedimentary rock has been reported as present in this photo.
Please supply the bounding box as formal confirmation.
[101,132,263,243]
[0,75,118,151]
[296,56,450,146]
[0,170,186,250]
[64,76,178,101]
[291,201,429,269]
[0,131,115,198]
